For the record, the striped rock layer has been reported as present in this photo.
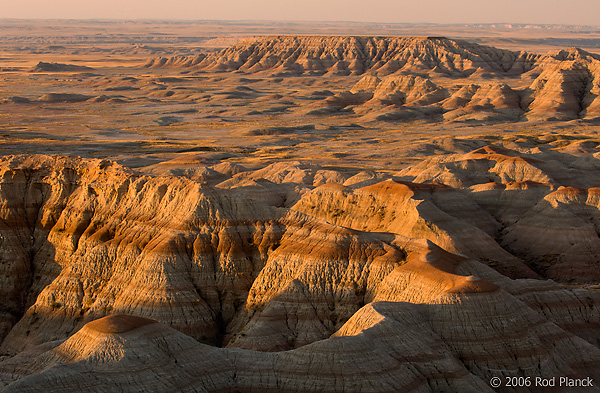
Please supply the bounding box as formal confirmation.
[146,36,600,121]
[0,154,598,392]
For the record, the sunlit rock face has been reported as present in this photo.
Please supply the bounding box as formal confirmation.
[147,36,600,122]
[0,153,599,392]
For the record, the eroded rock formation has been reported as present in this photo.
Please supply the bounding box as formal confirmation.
[0,151,599,392]
[146,36,600,122]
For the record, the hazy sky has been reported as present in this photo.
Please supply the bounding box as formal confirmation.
[3,0,600,26]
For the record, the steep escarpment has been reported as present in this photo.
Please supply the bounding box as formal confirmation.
[292,180,534,279]
[522,51,599,120]
[0,156,86,344]
[144,36,600,122]
[395,144,600,281]
[145,36,529,76]
[0,153,600,392]
[0,155,286,353]
[0,156,419,355]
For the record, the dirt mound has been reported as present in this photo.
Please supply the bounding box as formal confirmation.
[85,315,157,334]
[31,62,94,72]
[38,93,93,103]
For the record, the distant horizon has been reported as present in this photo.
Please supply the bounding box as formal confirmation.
[3,0,600,26]
[1,18,599,29]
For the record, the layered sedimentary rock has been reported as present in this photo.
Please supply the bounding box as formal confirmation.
[0,155,288,354]
[145,36,600,121]
[351,74,449,106]
[2,263,599,393]
[146,36,530,76]
[442,82,522,121]
[292,181,529,276]
[523,60,595,120]
[0,153,599,392]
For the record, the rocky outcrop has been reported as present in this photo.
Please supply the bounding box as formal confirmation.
[144,37,600,122]
[292,180,533,278]
[442,82,522,121]
[395,144,600,281]
[2,271,599,393]
[523,62,594,120]
[0,154,599,392]
[145,36,528,76]
[351,74,449,106]
[501,187,600,280]
[144,53,207,68]
[0,155,288,354]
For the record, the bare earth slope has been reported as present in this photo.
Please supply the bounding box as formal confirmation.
[147,36,600,122]
[0,153,599,392]
[146,36,530,75]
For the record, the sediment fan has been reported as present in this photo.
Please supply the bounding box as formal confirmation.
[0,154,599,392]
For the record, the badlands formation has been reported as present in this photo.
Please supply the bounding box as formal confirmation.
[1,22,600,392]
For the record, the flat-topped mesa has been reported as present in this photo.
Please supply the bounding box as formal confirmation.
[145,35,529,76]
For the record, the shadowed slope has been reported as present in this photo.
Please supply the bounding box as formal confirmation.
[0,153,599,392]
